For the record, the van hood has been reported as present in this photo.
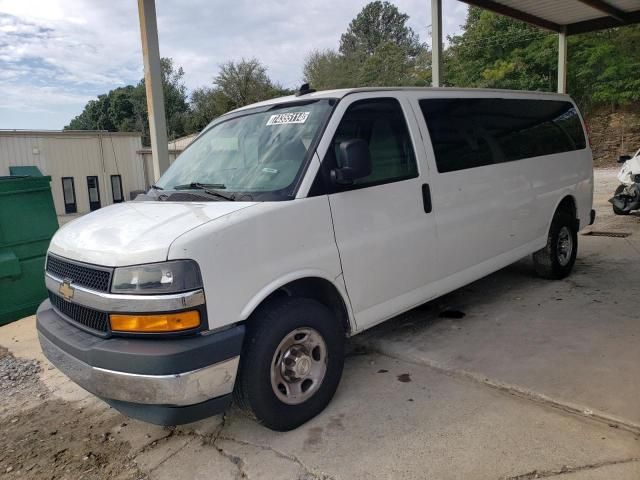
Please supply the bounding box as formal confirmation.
[49,201,256,267]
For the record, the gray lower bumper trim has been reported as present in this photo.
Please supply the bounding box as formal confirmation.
[39,332,238,406]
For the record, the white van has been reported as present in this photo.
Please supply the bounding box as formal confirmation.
[37,87,594,431]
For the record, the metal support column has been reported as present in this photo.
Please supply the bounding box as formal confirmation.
[557,28,567,94]
[431,0,443,87]
[137,0,169,182]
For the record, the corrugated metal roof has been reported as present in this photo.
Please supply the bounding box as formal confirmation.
[460,0,640,35]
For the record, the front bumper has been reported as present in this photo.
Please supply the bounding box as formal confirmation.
[37,300,245,425]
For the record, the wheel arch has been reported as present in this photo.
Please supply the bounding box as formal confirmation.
[547,193,579,233]
[240,273,354,335]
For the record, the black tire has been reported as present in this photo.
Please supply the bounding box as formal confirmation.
[532,210,578,280]
[234,297,344,431]
[612,185,630,215]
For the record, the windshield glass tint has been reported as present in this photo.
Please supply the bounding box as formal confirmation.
[156,100,334,199]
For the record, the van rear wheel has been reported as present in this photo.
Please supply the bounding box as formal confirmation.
[234,297,344,431]
[533,210,578,279]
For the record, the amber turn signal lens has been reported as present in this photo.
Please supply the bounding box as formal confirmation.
[110,311,200,333]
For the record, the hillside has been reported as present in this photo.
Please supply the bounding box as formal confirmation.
[587,105,640,168]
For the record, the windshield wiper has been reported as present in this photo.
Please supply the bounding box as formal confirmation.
[150,184,164,190]
[174,182,226,190]
[173,182,235,201]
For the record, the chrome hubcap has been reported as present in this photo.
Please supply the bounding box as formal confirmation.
[557,226,573,266]
[270,327,327,405]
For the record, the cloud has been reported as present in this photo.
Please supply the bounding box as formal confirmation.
[0,0,467,129]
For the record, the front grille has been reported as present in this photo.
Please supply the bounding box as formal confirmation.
[46,255,112,292]
[48,292,109,333]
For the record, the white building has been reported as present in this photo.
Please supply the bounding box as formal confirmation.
[0,130,146,216]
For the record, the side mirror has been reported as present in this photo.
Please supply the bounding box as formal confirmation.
[331,139,372,186]
[618,155,632,163]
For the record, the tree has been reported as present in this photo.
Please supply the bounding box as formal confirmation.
[303,49,356,90]
[66,86,136,132]
[339,1,424,58]
[187,87,234,132]
[132,57,190,144]
[66,57,190,145]
[214,58,283,110]
[302,2,430,89]
[359,42,409,86]
[444,7,640,112]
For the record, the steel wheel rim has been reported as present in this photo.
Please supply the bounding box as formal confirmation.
[270,327,328,405]
[557,226,573,266]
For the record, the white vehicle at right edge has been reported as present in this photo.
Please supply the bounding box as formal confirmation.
[37,86,594,432]
[610,147,640,215]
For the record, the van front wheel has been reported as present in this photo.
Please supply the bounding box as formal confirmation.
[533,210,578,279]
[234,297,344,431]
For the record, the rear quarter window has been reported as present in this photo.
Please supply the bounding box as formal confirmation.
[419,98,586,173]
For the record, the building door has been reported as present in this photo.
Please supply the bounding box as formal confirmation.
[61,177,77,214]
[86,176,101,211]
[111,175,124,203]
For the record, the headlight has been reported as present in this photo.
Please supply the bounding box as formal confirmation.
[111,260,202,294]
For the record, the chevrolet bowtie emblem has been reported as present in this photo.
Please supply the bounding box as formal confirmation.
[59,280,75,301]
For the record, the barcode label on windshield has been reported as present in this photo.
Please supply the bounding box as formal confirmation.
[266,112,310,126]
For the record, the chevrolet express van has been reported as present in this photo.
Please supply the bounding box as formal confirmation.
[37,87,594,431]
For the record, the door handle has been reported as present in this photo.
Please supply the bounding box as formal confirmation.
[421,184,432,214]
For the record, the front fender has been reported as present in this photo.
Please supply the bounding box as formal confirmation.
[239,270,354,326]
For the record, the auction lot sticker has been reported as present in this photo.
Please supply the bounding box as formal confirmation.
[266,112,310,125]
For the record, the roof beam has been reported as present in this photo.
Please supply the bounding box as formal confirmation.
[566,9,640,35]
[459,0,563,32]
[574,0,628,23]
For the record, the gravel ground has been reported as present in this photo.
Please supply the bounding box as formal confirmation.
[0,346,149,480]
[0,347,46,418]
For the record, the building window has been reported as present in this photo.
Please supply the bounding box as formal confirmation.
[61,177,77,214]
[111,175,124,203]
[86,176,101,211]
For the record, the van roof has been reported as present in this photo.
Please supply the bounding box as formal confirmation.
[231,87,574,113]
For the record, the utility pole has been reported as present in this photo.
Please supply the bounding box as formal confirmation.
[431,0,443,87]
[137,0,169,182]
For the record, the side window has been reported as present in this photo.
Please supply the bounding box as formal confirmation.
[330,98,418,187]
[419,99,495,173]
[420,98,587,174]
[494,100,586,160]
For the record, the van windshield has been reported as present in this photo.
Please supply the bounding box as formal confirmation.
[154,99,334,201]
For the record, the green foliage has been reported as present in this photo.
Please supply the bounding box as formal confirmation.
[67,58,289,143]
[66,58,190,145]
[445,7,640,112]
[186,87,233,133]
[304,1,430,89]
[339,1,423,58]
[213,58,287,110]
[303,49,356,90]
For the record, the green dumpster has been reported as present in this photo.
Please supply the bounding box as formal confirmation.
[0,174,58,325]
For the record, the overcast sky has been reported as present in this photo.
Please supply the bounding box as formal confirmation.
[0,0,468,130]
